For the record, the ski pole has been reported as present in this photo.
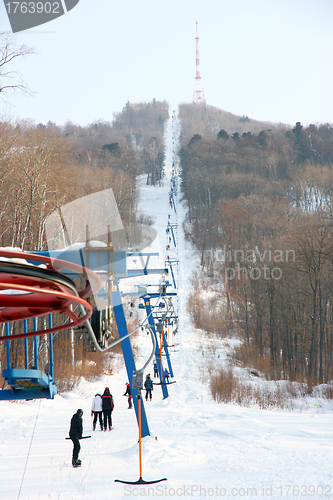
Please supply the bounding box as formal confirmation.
[65,436,91,440]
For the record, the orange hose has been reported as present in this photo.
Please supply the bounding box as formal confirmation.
[160,325,163,381]
[138,393,142,479]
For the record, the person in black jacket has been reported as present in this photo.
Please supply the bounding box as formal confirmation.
[102,387,114,431]
[69,409,83,467]
[144,374,153,401]
[124,382,133,409]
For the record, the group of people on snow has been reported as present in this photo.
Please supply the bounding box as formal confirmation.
[69,367,171,467]
[69,387,114,467]
[153,362,170,383]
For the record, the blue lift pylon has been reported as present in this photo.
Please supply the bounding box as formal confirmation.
[1,316,57,400]
[142,293,177,398]
[166,223,178,248]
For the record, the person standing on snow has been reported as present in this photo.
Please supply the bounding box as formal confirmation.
[153,362,159,378]
[102,387,114,431]
[144,374,153,401]
[69,409,83,467]
[164,368,170,383]
[91,393,103,430]
[124,382,133,409]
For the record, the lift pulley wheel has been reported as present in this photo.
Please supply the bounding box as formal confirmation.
[0,250,102,341]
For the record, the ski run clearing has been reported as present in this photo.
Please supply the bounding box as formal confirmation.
[1,117,333,500]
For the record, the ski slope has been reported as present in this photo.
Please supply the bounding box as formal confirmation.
[1,116,333,500]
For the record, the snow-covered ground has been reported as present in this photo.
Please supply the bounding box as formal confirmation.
[1,116,333,500]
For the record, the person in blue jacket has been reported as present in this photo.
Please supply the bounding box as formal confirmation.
[164,368,170,383]
[144,374,153,401]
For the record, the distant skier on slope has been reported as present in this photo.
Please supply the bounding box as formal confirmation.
[69,409,83,467]
[164,368,170,383]
[124,382,133,409]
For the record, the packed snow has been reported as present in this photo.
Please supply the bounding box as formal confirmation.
[1,116,333,500]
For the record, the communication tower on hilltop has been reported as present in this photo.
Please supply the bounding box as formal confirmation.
[192,21,206,104]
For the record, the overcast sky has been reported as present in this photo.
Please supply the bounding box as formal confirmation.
[0,0,333,127]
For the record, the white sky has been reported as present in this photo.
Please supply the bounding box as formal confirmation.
[0,0,333,127]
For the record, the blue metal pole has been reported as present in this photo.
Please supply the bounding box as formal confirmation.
[48,314,54,379]
[171,192,177,214]
[168,263,177,289]
[33,317,38,370]
[163,331,174,378]
[5,323,11,369]
[112,281,150,437]
[170,226,177,248]
[144,297,169,399]
[24,320,28,369]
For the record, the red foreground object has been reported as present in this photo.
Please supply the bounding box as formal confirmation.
[0,250,102,341]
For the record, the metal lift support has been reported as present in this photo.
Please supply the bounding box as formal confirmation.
[112,280,150,437]
[143,293,176,398]
[166,223,177,248]
[143,296,168,399]
[165,258,179,289]
[1,316,57,401]
[169,191,177,214]
[2,248,169,437]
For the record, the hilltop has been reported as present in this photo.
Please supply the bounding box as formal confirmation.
[178,102,290,143]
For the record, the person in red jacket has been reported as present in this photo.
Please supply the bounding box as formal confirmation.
[124,382,133,409]
[102,387,114,431]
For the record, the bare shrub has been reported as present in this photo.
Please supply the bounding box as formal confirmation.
[208,365,333,409]
[55,350,114,394]
[210,367,236,403]
[187,292,206,330]
[232,342,271,378]
[136,213,155,226]
[187,279,230,338]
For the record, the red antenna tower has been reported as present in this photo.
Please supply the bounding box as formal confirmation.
[192,21,206,104]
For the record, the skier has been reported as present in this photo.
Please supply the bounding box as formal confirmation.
[69,409,83,467]
[144,374,153,401]
[102,387,114,431]
[124,382,133,409]
[91,393,103,430]
[153,362,159,378]
[164,368,170,383]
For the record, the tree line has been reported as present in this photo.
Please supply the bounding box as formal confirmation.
[179,103,333,385]
[0,99,168,250]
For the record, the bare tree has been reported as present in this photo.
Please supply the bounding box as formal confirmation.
[0,32,34,98]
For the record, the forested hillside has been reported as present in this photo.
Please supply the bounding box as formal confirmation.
[178,103,287,143]
[179,103,333,389]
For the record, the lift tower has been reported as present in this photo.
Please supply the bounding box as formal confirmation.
[192,21,206,104]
